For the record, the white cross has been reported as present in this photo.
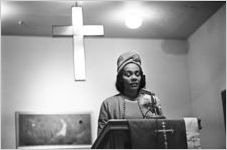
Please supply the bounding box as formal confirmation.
[52,6,104,81]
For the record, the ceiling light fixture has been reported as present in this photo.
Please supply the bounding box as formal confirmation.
[122,2,145,29]
[125,13,143,29]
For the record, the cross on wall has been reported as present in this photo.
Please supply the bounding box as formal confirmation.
[52,4,104,81]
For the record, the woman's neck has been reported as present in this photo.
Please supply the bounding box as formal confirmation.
[123,90,139,100]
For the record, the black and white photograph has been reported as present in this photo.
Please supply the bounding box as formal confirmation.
[1,1,226,149]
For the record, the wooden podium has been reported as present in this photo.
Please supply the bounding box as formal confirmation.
[92,119,201,149]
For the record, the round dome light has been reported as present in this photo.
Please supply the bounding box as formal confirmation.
[125,14,143,29]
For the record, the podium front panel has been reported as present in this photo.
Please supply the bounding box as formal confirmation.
[92,119,200,149]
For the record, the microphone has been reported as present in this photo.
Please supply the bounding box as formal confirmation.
[139,89,166,119]
[139,90,158,115]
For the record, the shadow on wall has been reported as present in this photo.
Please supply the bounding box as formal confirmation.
[161,40,188,55]
[221,89,226,127]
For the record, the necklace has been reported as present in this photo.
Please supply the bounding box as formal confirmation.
[122,99,125,119]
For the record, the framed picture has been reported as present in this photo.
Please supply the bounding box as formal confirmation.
[15,112,92,149]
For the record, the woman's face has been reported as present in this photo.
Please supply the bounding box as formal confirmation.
[122,63,142,93]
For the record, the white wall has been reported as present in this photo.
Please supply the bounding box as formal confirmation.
[188,5,226,148]
[0,21,2,149]
[1,36,191,148]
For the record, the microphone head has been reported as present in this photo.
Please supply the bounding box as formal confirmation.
[139,89,157,106]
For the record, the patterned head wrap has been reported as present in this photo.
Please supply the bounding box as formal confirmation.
[117,51,141,73]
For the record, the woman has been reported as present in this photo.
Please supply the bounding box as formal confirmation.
[97,51,164,135]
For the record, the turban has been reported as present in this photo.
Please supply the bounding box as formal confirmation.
[117,51,141,73]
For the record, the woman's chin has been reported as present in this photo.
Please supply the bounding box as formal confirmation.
[129,87,139,92]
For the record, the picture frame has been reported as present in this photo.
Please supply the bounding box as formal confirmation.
[15,111,92,149]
